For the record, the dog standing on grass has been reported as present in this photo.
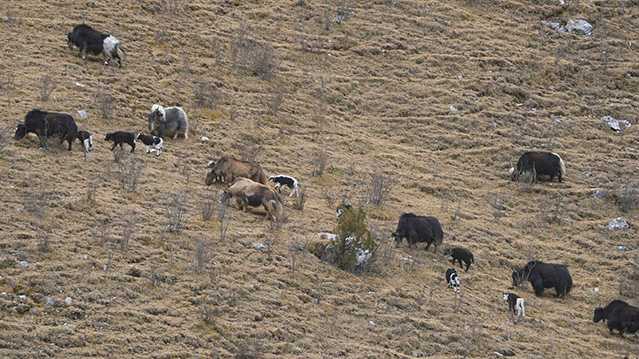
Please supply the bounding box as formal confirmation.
[135,132,163,156]
[268,175,301,197]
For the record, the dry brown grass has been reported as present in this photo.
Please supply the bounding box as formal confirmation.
[1,0,639,358]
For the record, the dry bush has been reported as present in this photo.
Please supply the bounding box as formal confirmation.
[269,88,284,115]
[38,75,57,102]
[193,238,208,273]
[311,150,328,176]
[166,191,187,233]
[193,81,221,109]
[37,230,50,253]
[159,0,185,14]
[231,24,277,81]
[154,30,170,45]
[617,182,639,213]
[218,193,230,241]
[619,255,639,299]
[335,3,354,24]
[367,173,394,206]
[323,191,338,209]
[292,187,306,211]
[120,213,135,251]
[239,142,261,164]
[201,193,216,221]
[23,189,50,223]
[0,126,11,157]
[235,339,262,359]
[201,302,216,325]
[86,179,98,204]
[95,90,114,120]
[115,155,145,193]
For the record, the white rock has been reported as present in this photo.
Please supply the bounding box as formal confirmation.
[607,217,630,231]
[602,116,631,132]
[200,136,210,142]
[17,261,29,269]
[64,297,72,306]
[77,110,88,120]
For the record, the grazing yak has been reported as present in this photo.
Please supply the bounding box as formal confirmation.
[148,104,189,140]
[594,300,639,335]
[445,268,460,293]
[105,131,136,152]
[391,213,444,252]
[503,292,525,319]
[268,175,301,198]
[67,24,125,67]
[443,247,474,272]
[15,109,78,150]
[510,151,566,183]
[512,260,572,298]
[222,177,283,221]
[136,132,163,156]
[77,130,94,159]
[206,155,268,186]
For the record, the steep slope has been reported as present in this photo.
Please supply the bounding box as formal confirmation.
[1,0,638,358]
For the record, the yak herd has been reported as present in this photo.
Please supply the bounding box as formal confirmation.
[11,23,639,339]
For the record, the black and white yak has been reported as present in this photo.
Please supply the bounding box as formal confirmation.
[268,175,301,197]
[148,104,189,140]
[105,131,136,152]
[446,268,461,293]
[135,132,163,156]
[503,292,525,319]
[77,130,94,159]
[15,109,78,151]
[509,151,566,183]
[67,24,125,67]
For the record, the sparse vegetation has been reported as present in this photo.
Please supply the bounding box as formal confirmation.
[311,150,328,177]
[95,89,114,120]
[166,191,187,233]
[193,80,221,109]
[367,172,394,206]
[231,24,276,81]
[115,154,145,193]
[38,74,56,102]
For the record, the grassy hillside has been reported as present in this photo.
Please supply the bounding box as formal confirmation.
[1,0,638,357]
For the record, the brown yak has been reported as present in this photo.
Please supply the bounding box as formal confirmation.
[222,177,283,221]
[205,155,268,185]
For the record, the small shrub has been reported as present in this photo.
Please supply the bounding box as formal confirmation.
[617,182,639,213]
[231,24,277,81]
[269,89,284,115]
[160,0,185,14]
[218,192,230,241]
[116,155,145,193]
[292,187,306,211]
[95,90,114,120]
[193,238,208,273]
[193,81,221,109]
[0,126,12,157]
[38,75,57,102]
[37,230,50,253]
[201,193,216,221]
[166,191,187,233]
[86,179,98,204]
[154,30,170,45]
[120,213,135,251]
[619,255,639,299]
[311,150,328,176]
[23,189,49,223]
[367,173,394,206]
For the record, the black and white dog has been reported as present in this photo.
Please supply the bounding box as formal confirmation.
[136,132,163,156]
[268,175,301,197]
[503,292,525,319]
[77,130,94,159]
[105,131,136,152]
[445,268,461,293]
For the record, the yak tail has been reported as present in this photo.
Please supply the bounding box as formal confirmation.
[556,153,566,179]
[181,110,190,139]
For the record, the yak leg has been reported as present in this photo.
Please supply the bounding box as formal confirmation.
[111,143,117,151]
[130,142,135,153]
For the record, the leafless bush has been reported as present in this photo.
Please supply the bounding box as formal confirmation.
[292,187,306,211]
[159,0,185,14]
[37,230,50,253]
[335,2,354,24]
[166,191,187,233]
[201,302,216,324]
[239,143,261,164]
[323,191,337,209]
[311,150,328,176]
[37,75,57,102]
[0,126,11,157]
[116,155,145,193]
[193,81,221,109]
[620,255,639,299]
[367,173,394,206]
[86,179,98,204]
[23,190,49,223]
[201,193,216,221]
[154,30,170,45]
[95,90,114,120]
[120,213,135,251]
[193,238,209,273]
[231,24,277,81]
[361,238,393,275]
[218,193,231,241]
[617,182,639,213]
[235,339,262,359]
[269,89,284,115]
[104,250,113,272]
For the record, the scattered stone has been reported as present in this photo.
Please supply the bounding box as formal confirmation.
[617,245,626,252]
[495,349,515,357]
[601,116,631,133]
[44,296,56,307]
[15,304,31,314]
[17,260,29,269]
[200,136,210,143]
[77,110,88,120]
[543,19,593,36]
[449,105,459,113]
[64,297,72,306]
[18,295,27,302]
[254,243,267,251]
[593,189,608,199]
[607,217,630,231]
[565,19,593,36]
